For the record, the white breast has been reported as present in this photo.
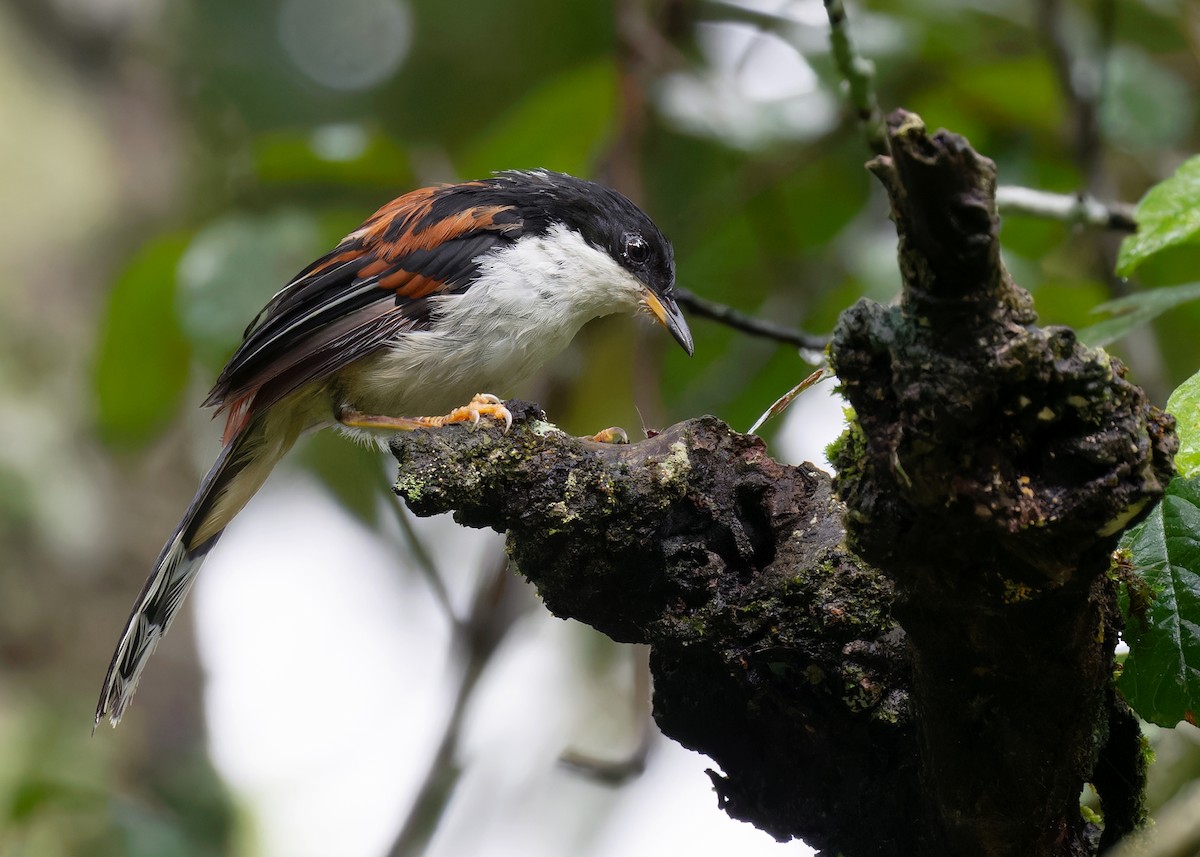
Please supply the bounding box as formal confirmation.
[337,223,647,419]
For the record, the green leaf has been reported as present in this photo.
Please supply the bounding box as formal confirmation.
[1117,156,1200,277]
[1167,369,1200,478]
[1076,281,1200,347]
[177,211,323,372]
[93,233,192,446]
[457,59,616,178]
[1118,476,1200,726]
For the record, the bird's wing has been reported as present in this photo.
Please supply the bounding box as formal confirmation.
[204,184,524,438]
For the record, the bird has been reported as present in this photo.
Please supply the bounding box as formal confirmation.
[95,169,693,727]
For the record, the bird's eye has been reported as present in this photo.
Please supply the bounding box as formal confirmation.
[623,234,650,264]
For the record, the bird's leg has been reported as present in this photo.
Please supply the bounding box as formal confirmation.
[338,393,514,433]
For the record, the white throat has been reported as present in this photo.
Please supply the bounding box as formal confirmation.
[474,222,647,322]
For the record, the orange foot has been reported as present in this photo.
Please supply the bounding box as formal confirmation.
[339,393,513,433]
[584,426,629,444]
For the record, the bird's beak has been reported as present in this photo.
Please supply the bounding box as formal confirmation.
[643,290,694,356]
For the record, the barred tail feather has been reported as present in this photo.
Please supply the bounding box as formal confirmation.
[95,418,292,728]
[94,533,215,729]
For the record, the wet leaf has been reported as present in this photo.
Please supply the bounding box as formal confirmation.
[1167,368,1200,478]
[1119,477,1200,726]
[1117,155,1200,277]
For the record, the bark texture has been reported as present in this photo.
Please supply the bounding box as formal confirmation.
[393,407,917,854]
[388,111,1175,856]
[829,111,1174,856]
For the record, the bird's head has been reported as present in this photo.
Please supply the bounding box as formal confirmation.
[494,170,694,356]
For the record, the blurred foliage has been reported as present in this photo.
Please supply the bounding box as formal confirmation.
[1,0,1200,853]
[0,704,234,857]
[1079,283,1200,347]
[93,234,192,447]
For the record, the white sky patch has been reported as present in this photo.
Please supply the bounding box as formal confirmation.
[656,15,837,149]
[196,467,824,856]
[195,472,461,857]
[772,376,848,473]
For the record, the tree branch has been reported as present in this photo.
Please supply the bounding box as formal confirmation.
[674,288,830,353]
[386,552,523,857]
[386,112,1175,856]
[390,405,919,853]
[701,0,888,156]
[996,185,1137,232]
[1038,0,1105,189]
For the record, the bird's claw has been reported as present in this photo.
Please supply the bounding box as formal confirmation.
[586,426,629,444]
[451,393,512,434]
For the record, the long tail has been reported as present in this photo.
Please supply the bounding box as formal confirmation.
[95,417,295,728]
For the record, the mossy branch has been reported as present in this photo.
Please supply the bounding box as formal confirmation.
[390,406,918,853]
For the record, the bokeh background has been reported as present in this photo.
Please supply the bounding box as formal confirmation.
[2,0,1199,855]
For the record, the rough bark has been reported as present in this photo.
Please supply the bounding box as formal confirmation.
[388,111,1175,856]
[393,407,917,854]
[830,111,1174,856]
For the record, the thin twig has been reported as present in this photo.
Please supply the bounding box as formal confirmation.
[559,645,655,784]
[823,0,889,157]
[995,185,1137,232]
[386,552,523,857]
[674,288,830,353]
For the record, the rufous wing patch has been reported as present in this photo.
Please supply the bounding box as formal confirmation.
[376,269,444,299]
[221,392,256,445]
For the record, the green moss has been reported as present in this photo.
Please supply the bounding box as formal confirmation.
[826,410,866,477]
[547,500,576,524]
[1138,732,1155,769]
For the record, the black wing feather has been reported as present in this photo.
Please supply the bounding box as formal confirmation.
[204,206,520,413]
